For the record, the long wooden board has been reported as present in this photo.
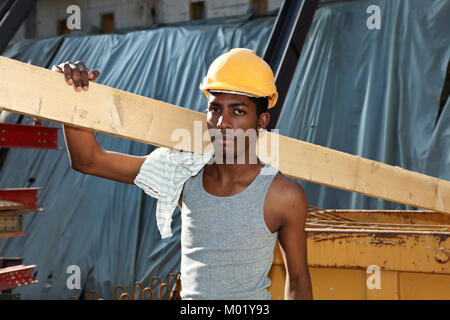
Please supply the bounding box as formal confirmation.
[0,56,449,213]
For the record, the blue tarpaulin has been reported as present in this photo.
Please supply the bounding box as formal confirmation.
[0,0,448,299]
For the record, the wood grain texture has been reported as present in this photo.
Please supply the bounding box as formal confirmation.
[0,57,449,213]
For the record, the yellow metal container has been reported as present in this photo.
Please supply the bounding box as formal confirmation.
[268,208,450,300]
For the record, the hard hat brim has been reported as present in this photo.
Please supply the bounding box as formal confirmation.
[200,82,277,109]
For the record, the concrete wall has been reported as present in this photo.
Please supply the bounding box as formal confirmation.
[27,0,283,39]
[147,0,284,24]
[35,0,157,38]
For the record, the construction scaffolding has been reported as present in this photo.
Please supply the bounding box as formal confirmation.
[0,120,50,299]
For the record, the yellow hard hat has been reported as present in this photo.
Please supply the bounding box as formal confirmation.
[200,48,278,109]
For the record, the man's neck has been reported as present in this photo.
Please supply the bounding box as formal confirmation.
[205,153,265,182]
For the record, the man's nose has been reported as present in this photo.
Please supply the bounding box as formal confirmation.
[217,114,232,129]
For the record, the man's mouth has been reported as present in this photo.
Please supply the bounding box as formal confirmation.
[220,135,235,145]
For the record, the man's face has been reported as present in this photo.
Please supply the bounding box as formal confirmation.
[206,92,263,163]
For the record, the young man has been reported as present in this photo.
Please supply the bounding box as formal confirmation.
[53,48,312,300]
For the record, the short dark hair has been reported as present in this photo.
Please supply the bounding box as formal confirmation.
[207,92,269,117]
[250,96,269,117]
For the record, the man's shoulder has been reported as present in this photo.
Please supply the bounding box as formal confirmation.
[268,172,308,214]
[271,172,306,197]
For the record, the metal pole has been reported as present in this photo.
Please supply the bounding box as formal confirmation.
[0,0,37,54]
[263,0,319,130]
[0,0,15,23]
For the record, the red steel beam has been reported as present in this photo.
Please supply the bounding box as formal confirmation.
[0,231,24,239]
[0,188,42,211]
[0,264,38,291]
[0,123,58,149]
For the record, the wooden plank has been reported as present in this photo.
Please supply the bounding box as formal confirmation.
[0,56,449,213]
[306,220,450,232]
[315,209,450,226]
[0,200,24,211]
[0,209,32,216]
[265,131,450,214]
[0,57,200,150]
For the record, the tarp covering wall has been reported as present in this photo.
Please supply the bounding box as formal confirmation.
[277,0,450,211]
[0,0,448,299]
[0,15,277,299]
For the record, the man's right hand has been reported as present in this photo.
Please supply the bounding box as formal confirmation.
[52,61,100,92]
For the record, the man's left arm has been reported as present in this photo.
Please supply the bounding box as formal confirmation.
[277,182,312,300]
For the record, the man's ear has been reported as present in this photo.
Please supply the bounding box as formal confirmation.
[205,95,209,113]
[258,112,271,130]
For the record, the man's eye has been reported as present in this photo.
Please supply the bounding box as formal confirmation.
[234,109,245,115]
[209,107,220,113]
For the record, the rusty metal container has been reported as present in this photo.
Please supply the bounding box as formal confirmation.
[268,208,450,300]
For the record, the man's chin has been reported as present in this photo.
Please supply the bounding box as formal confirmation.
[210,146,251,164]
